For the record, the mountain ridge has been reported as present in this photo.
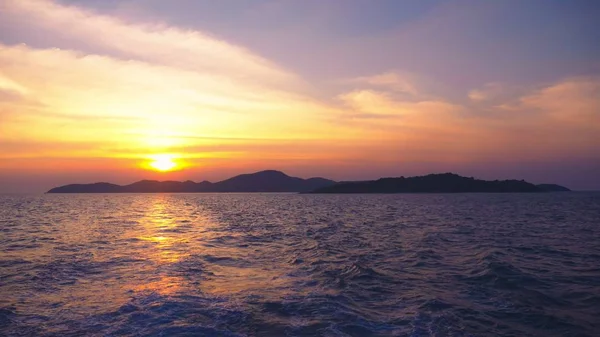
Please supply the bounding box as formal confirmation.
[47,170,336,193]
[47,171,571,194]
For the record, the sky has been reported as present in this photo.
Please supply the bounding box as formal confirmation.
[0,0,599,192]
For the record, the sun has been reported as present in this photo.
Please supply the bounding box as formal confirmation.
[148,154,177,172]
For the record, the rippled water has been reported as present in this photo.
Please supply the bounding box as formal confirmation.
[1,193,599,336]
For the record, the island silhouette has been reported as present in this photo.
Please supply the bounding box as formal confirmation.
[310,173,570,193]
[47,170,570,193]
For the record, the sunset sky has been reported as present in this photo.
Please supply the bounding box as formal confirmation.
[0,0,599,192]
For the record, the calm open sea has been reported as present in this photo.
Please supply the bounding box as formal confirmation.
[1,193,599,336]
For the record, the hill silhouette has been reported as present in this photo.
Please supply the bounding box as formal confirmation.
[208,170,335,192]
[536,184,571,192]
[309,173,571,193]
[47,171,570,194]
[47,170,335,193]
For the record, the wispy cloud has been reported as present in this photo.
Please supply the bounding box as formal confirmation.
[0,0,356,161]
[1,0,297,86]
[335,75,600,164]
[349,72,419,96]
[0,43,354,157]
[468,82,505,102]
[518,77,600,126]
[0,72,29,96]
[338,89,463,125]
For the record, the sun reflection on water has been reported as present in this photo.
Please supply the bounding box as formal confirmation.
[133,276,184,296]
[126,195,297,299]
[22,195,298,309]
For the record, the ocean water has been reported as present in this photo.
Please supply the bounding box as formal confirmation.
[1,193,599,337]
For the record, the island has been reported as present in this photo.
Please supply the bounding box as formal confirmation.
[47,171,570,194]
[309,173,571,193]
[535,184,572,192]
[47,170,335,193]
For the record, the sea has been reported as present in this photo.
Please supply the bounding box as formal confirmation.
[1,193,599,336]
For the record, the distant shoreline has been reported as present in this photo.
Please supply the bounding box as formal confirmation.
[46,170,570,194]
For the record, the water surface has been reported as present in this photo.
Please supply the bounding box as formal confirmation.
[1,193,599,336]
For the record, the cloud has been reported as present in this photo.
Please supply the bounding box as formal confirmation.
[0,1,373,177]
[0,43,356,156]
[468,82,505,101]
[335,75,600,165]
[334,89,504,163]
[349,72,419,96]
[488,77,600,158]
[0,73,29,96]
[338,89,463,122]
[518,77,600,126]
[1,0,296,86]
[491,77,600,130]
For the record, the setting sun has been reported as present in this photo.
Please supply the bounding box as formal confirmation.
[149,154,177,172]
